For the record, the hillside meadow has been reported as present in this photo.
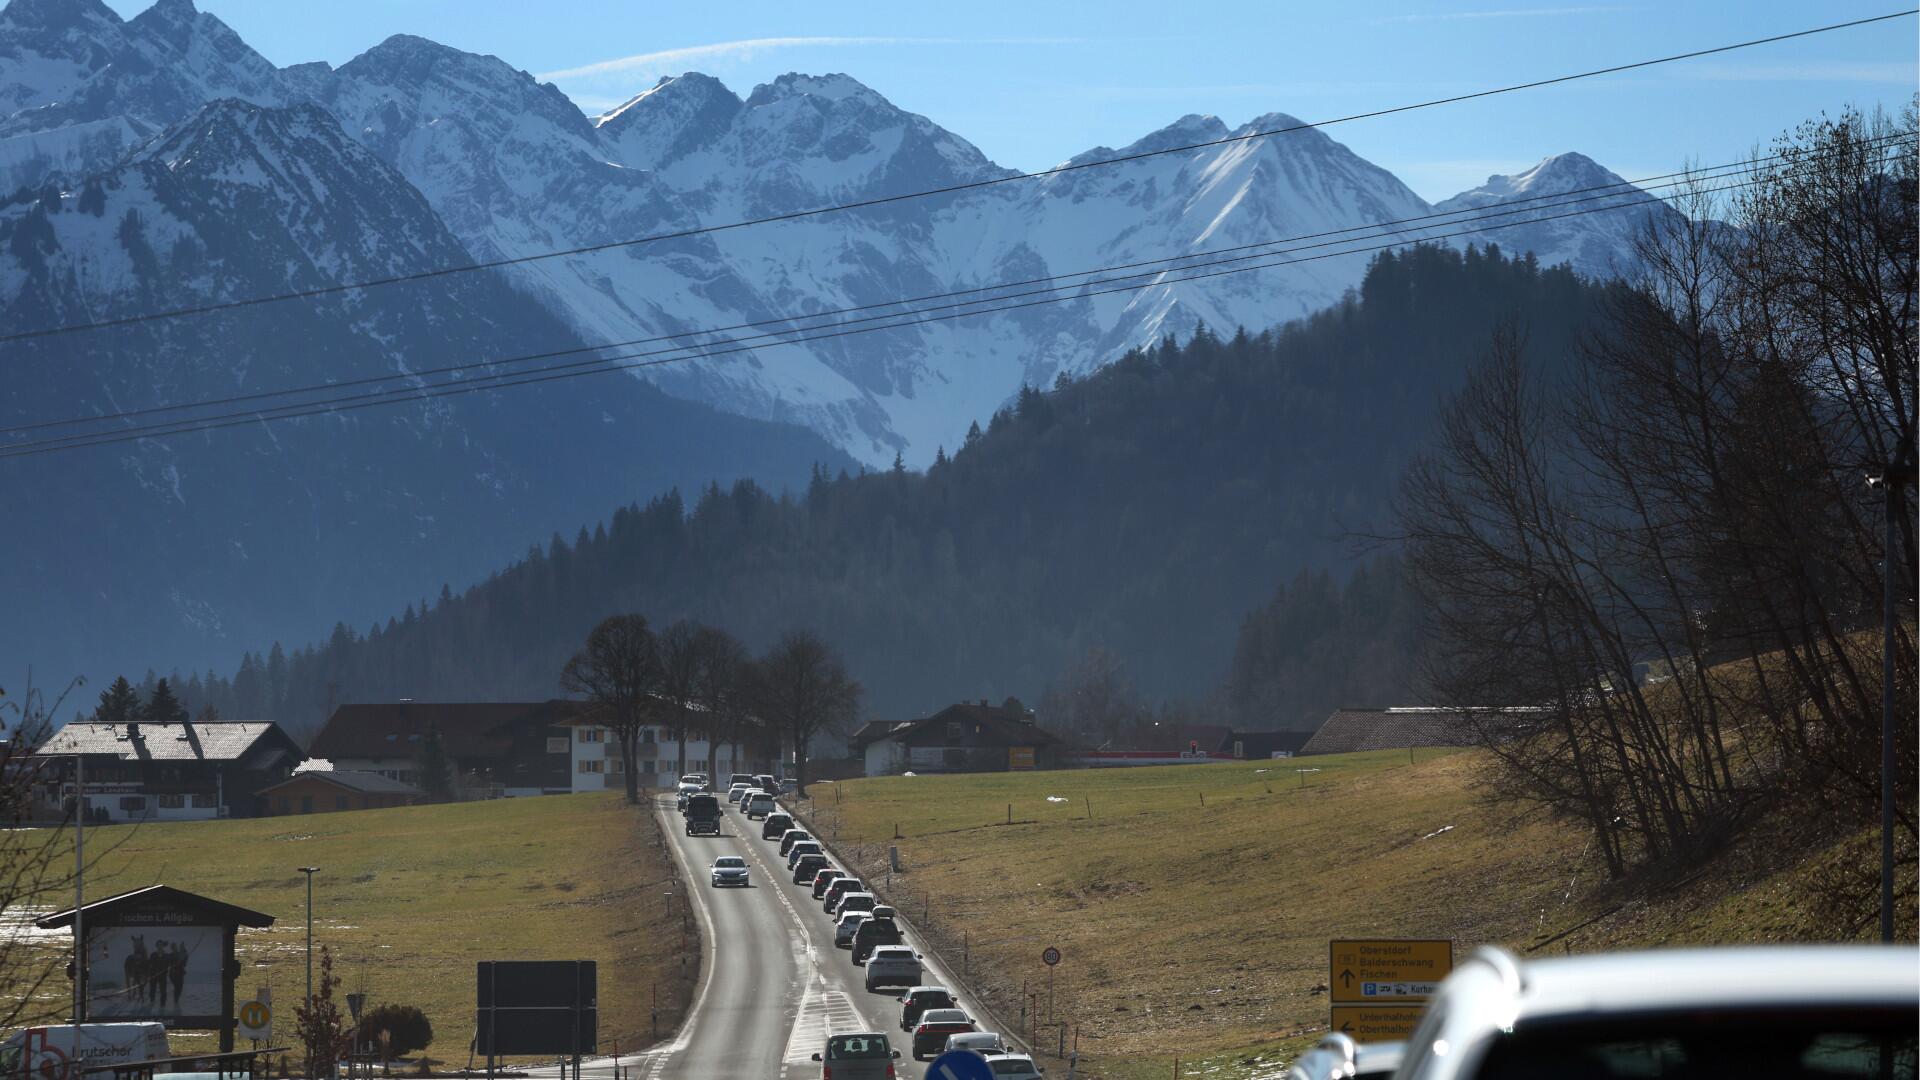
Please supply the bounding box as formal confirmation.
[790,748,1909,1080]
[9,794,690,1060]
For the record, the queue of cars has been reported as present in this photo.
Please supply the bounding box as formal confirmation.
[688,782,1037,1072]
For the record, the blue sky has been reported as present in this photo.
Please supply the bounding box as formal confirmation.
[104,0,1917,200]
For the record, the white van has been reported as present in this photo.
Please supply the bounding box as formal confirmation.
[1,1024,171,1080]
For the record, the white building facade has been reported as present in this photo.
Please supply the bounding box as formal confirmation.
[567,722,768,793]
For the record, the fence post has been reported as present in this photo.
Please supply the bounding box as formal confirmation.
[1084,796,1092,820]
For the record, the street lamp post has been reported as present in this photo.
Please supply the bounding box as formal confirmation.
[298,867,320,1003]
[1866,449,1913,945]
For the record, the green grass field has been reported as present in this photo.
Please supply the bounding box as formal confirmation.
[790,748,1892,1080]
[11,794,690,1060]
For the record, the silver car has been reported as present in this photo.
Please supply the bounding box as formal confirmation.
[708,855,749,888]
[1399,946,1918,1080]
[809,1031,900,1080]
[1286,1034,1400,1080]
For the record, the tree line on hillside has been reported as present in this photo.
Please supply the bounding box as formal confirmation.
[1400,108,1916,901]
[124,242,1605,741]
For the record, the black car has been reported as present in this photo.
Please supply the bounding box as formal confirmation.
[792,853,829,884]
[811,869,845,900]
[897,987,957,1032]
[851,916,902,964]
[760,812,794,840]
[779,829,813,857]
[683,793,721,836]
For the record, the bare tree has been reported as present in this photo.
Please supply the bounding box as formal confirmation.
[691,626,753,777]
[755,632,861,798]
[656,620,713,781]
[0,675,86,1029]
[1039,647,1139,747]
[1399,107,1916,886]
[560,615,660,804]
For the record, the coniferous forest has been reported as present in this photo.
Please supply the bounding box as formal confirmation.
[139,245,1609,739]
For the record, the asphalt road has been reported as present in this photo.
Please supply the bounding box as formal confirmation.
[617,793,1000,1080]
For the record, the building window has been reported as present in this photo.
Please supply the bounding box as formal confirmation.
[300,796,314,813]
[277,796,290,813]
[158,794,185,809]
[578,760,604,774]
[608,758,625,773]
[335,795,350,810]
[946,722,964,741]
[119,796,146,812]
[641,728,655,744]
[578,728,603,744]
[191,793,217,808]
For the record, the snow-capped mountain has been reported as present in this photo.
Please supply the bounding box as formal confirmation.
[0,0,1658,470]
[1432,152,1672,277]
[0,93,848,713]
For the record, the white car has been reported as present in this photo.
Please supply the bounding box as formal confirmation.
[863,945,924,992]
[726,783,751,804]
[943,1031,1006,1056]
[1398,945,1918,1080]
[744,792,777,819]
[709,856,749,888]
[835,911,871,948]
[980,1053,1043,1078]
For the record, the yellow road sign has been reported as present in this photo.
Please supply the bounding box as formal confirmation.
[238,997,272,1039]
[1329,939,1453,1003]
[1330,1005,1427,1042]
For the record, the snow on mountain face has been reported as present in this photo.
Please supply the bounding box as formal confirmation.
[0,0,283,187]
[1433,152,1673,278]
[0,1,1654,465]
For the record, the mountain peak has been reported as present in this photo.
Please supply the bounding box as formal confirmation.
[745,72,887,109]
[595,71,738,127]
[1464,151,1625,200]
[1120,113,1230,156]
[1,0,122,31]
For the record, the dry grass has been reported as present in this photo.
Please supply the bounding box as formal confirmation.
[792,747,1902,1080]
[8,794,693,1061]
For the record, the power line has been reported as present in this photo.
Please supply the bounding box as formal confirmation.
[0,166,1830,460]
[13,137,1903,441]
[1,9,1909,348]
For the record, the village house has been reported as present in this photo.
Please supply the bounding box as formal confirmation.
[308,700,588,796]
[854,701,1064,776]
[257,768,424,815]
[34,720,304,822]
[1298,707,1473,755]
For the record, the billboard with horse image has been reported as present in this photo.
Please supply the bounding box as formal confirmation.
[84,925,224,1018]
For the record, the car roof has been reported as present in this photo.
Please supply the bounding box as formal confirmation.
[906,985,950,995]
[921,1009,969,1021]
[871,945,915,957]
[1472,945,1919,1020]
[981,1053,1031,1063]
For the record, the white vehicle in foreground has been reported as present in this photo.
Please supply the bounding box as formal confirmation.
[863,945,924,992]
[944,1031,1007,1056]
[980,1052,1044,1078]
[1398,945,1918,1080]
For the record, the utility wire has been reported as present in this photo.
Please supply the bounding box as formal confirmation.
[0,9,1908,347]
[12,137,1905,441]
[0,166,1828,459]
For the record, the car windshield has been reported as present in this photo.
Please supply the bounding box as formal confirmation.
[1479,1012,1917,1080]
[713,857,744,868]
[990,1059,1034,1075]
[826,1035,890,1060]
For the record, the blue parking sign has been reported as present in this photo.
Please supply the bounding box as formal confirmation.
[927,1050,996,1080]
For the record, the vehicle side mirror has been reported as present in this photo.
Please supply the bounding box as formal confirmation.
[810,1054,821,1062]
[891,1051,901,1059]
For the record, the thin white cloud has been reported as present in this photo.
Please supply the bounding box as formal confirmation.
[1373,6,1632,25]
[540,36,1082,82]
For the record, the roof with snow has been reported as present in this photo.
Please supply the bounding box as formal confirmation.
[1298,708,1473,756]
[38,720,300,763]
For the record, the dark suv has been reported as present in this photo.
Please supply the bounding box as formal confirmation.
[851,916,903,964]
[761,812,794,840]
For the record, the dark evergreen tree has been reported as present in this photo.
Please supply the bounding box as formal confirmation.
[142,678,187,726]
[94,676,140,725]
[417,723,452,801]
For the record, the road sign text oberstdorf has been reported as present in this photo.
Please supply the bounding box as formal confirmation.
[1329,939,1453,1004]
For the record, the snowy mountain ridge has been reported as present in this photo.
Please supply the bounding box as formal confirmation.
[0,0,1663,464]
